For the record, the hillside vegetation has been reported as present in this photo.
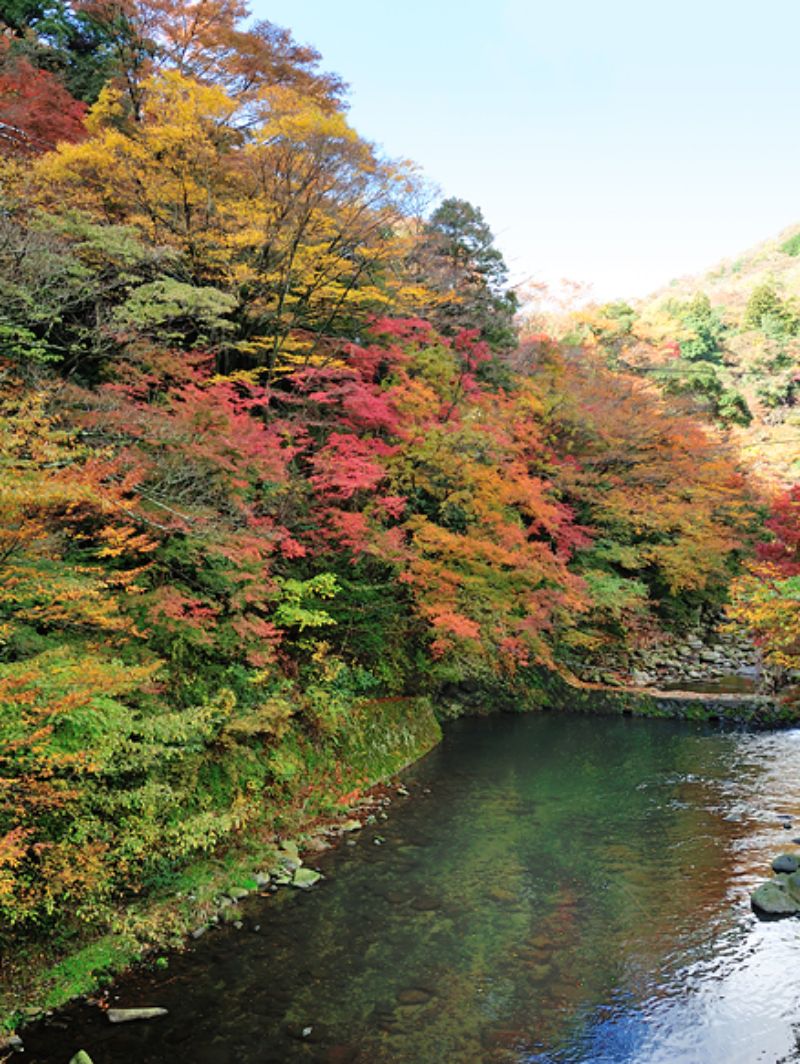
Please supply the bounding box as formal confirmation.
[560,227,800,484]
[0,0,797,1014]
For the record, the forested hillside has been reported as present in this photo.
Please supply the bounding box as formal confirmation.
[0,0,797,1010]
[558,228,800,485]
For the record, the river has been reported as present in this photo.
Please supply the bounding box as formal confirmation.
[23,711,800,1063]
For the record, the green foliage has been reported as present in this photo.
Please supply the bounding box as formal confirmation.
[0,0,120,103]
[114,280,237,345]
[273,574,340,633]
[581,570,649,620]
[674,293,725,362]
[756,372,798,409]
[780,233,800,257]
[717,388,753,426]
[745,283,798,336]
[412,197,519,351]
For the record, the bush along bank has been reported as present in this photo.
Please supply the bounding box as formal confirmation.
[0,696,441,1036]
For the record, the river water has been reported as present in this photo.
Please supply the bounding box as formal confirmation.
[23,711,800,1063]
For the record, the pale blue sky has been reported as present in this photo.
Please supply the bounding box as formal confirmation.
[254,0,800,302]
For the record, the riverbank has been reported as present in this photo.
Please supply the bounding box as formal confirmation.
[19,710,800,1064]
[549,676,797,726]
[0,696,441,1041]
[3,672,797,1049]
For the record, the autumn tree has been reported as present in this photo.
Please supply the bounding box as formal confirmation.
[36,71,428,373]
[730,486,800,687]
[410,197,519,352]
[71,0,346,120]
[0,39,87,155]
[521,342,759,651]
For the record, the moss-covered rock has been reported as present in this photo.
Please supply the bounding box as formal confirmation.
[751,880,800,915]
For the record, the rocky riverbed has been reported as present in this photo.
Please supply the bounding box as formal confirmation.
[576,626,763,689]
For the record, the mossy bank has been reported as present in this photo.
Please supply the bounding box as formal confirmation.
[0,696,441,1037]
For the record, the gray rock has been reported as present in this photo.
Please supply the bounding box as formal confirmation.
[191,925,207,940]
[107,1007,168,1023]
[632,670,655,686]
[227,887,249,901]
[772,854,798,874]
[254,871,271,888]
[292,867,323,889]
[751,880,800,916]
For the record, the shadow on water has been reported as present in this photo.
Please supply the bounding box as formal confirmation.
[659,673,759,695]
[23,711,800,1063]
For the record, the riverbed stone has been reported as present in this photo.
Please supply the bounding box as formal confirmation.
[751,880,800,916]
[107,1007,169,1023]
[772,854,798,874]
[396,987,433,1006]
[292,867,323,889]
[303,836,329,853]
[785,871,800,902]
[632,670,655,687]
[69,1052,94,1064]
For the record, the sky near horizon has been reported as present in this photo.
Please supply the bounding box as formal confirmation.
[254,0,800,304]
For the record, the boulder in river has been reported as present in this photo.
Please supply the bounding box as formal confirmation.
[771,854,799,874]
[106,1007,168,1023]
[751,880,800,916]
[785,871,800,901]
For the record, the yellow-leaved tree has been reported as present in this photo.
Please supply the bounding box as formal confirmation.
[35,71,431,375]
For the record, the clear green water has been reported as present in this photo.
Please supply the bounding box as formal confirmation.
[24,711,800,1063]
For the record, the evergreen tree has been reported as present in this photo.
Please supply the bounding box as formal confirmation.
[412,197,519,351]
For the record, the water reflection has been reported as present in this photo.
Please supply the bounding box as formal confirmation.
[23,714,800,1063]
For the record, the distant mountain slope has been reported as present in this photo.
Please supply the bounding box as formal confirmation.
[563,227,800,486]
[645,223,800,314]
